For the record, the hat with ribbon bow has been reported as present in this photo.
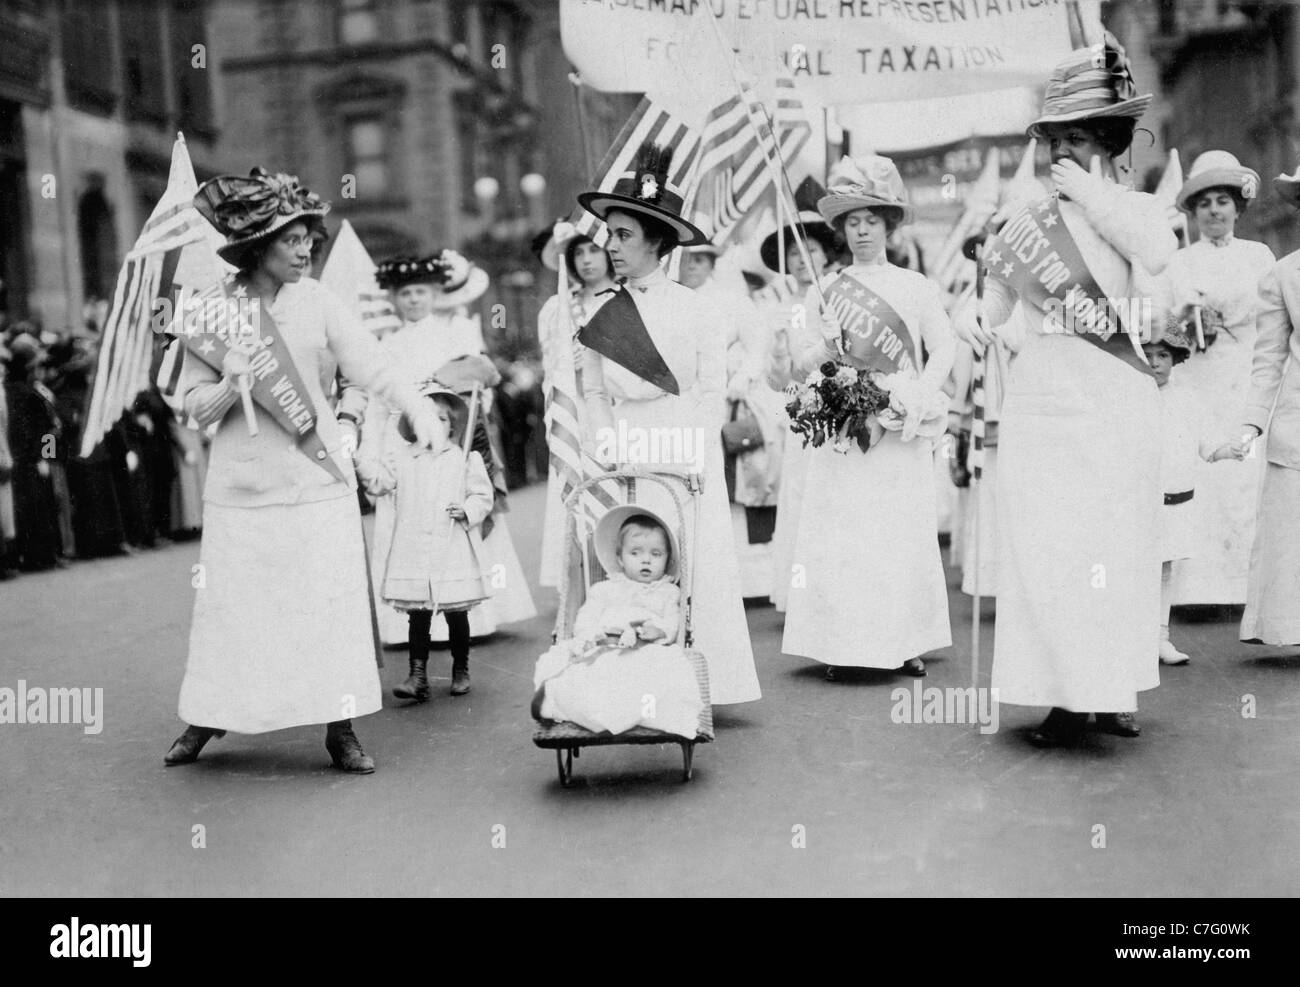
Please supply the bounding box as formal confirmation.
[1028,31,1152,137]
[817,155,912,226]
[194,167,330,264]
[1179,150,1260,213]
[375,249,488,308]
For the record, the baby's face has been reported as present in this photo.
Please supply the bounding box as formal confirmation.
[1142,344,1173,388]
[618,526,669,584]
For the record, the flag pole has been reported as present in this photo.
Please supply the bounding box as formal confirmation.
[701,11,825,311]
[970,238,988,703]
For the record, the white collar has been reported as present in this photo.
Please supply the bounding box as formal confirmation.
[624,267,668,291]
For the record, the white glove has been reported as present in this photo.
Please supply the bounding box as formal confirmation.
[618,627,638,649]
[1051,156,1108,210]
[954,306,993,351]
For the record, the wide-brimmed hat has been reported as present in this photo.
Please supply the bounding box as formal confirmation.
[1027,32,1151,138]
[577,142,708,248]
[1179,151,1260,212]
[593,505,681,582]
[377,250,488,309]
[397,380,471,445]
[539,220,606,275]
[760,212,839,271]
[194,167,330,264]
[817,155,912,226]
[1151,323,1192,365]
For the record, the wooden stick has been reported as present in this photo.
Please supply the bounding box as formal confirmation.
[237,374,258,436]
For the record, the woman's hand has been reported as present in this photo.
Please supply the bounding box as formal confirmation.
[1051,156,1107,208]
[953,306,993,351]
[446,503,468,524]
[221,346,253,382]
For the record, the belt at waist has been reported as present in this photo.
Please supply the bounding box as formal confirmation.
[1164,489,1194,506]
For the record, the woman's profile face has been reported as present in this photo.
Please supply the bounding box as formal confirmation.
[604,210,662,279]
[259,221,314,284]
[395,284,436,323]
[572,241,612,286]
[842,209,888,264]
[1193,189,1238,240]
[1043,124,1109,169]
[786,239,827,286]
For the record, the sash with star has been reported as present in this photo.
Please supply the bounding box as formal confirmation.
[173,274,346,482]
[578,283,679,395]
[983,195,1155,379]
[822,270,918,377]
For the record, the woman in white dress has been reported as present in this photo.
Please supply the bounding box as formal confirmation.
[1161,151,1275,605]
[781,155,955,678]
[757,213,836,611]
[1240,167,1300,647]
[535,226,614,588]
[358,253,536,662]
[575,143,761,705]
[960,35,1177,746]
[680,241,783,599]
[163,168,442,772]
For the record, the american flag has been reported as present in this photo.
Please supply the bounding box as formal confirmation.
[319,219,400,337]
[570,96,701,245]
[685,74,812,245]
[80,133,225,457]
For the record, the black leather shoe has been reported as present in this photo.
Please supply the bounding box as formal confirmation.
[325,720,375,774]
[1094,712,1141,737]
[450,659,470,696]
[164,725,225,765]
[392,656,430,702]
[897,657,926,677]
[1027,708,1086,748]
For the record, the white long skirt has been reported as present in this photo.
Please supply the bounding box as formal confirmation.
[611,394,761,704]
[178,495,382,733]
[1241,463,1300,645]
[1172,339,1266,604]
[769,425,808,611]
[991,337,1161,712]
[731,502,774,598]
[782,431,952,668]
[960,450,999,597]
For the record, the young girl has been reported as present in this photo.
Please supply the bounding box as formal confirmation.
[365,384,494,702]
[1146,326,1250,665]
[532,508,703,739]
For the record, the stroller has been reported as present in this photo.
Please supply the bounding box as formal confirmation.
[533,468,714,786]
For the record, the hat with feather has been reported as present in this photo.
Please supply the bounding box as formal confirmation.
[577,142,708,248]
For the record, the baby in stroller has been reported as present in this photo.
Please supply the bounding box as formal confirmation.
[532,507,704,739]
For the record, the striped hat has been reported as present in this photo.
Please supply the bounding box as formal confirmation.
[1027,32,1151,138]
[577,142,708,248]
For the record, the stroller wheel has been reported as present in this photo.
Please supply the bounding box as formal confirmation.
[556,747,575,787]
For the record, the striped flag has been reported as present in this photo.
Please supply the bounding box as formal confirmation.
[80,133,224,457]
[571,96,701,245]
[685,75,812,245]
[319,219,400,337]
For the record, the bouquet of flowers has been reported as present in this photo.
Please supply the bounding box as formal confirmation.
[785,361,891,453]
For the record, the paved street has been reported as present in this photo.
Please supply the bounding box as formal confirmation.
[2,481,1298,897]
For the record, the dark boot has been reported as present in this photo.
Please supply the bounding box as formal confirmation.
[164,724,226,765]
[325,719,374,774]
[1027,707,1087,748]
[394,610,432,702]
[1094,711,1141,737]
[448,610,471,696]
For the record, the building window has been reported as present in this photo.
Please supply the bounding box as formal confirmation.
[345,116,388,197]
[481,2,529,90]
[62,1,116,115]
[172,0,214,137]
[120,2,167,124]
[338,0,379,46]
[449,0,471,46]
[78,177,117,303]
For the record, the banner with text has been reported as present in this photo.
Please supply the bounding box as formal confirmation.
[561,0,1088,106]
